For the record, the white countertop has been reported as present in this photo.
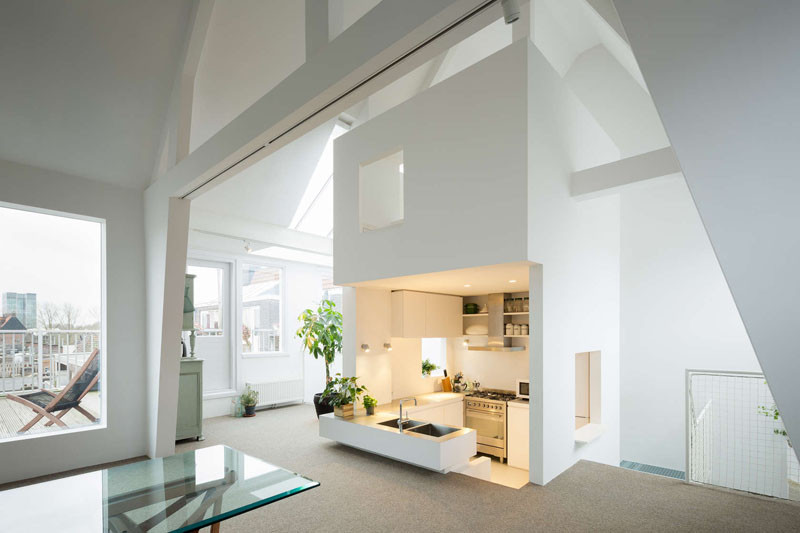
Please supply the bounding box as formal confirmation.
[508,398,530,408]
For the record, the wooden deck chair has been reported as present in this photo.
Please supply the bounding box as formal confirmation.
[7,348,100,433]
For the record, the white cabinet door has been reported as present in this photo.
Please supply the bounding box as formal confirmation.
[507,404,529,470]
[424,293,463,337]
[391,291,426,337]
[443,400,464,426]
[412,406,445,424]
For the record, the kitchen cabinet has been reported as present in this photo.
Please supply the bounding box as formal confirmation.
[176,358,203,441]
[507,400,529,470]
[407,399,464,427]
[391,290,462,338]
[413,406,445,424]
[443,400,464,426]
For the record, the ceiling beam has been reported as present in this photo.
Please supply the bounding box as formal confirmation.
[151,0,215,182]
[305,0,329,61]
[145,0,500,200]
[570,146,680,198]
[189,208,332,255]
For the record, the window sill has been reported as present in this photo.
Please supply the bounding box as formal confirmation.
[575,423,606,444]
[242,352,290,359]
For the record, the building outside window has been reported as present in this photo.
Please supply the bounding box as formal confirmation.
[241,264,282,354]
[1,292,37,329]
[0,203,103,442]
[187,264,225,337]
[321,271,342,309]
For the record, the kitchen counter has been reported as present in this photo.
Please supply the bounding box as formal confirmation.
[377,391,466,414]
[318,403,476,472]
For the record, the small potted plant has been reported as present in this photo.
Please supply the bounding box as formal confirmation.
[323,374,367,419]
[240,386,259,417]
[363,395,378,416]
[422,358,439,377]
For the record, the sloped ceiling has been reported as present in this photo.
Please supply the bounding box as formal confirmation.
[614,0,800,454]
[0,0,193,188]
[191,119,335,228]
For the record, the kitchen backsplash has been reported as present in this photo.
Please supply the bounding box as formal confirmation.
[447,338,528,391]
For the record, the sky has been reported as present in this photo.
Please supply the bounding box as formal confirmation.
[0,205,101,323]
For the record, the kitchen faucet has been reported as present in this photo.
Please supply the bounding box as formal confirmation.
[397,397,417,432]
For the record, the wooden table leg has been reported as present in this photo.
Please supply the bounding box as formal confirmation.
[211,522,220,533]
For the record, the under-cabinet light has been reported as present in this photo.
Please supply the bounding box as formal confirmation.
[361,343,370,352]
[383,343,393,352]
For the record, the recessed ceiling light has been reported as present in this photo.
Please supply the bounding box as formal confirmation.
[509,279,517,283]
[464,284,472,287]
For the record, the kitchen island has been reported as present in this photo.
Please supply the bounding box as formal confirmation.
[319,400,476,472]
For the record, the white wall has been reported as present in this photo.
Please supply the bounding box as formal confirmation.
[352,288,393,406]
[614,0,800,453]
[334,42,529,285]
[526,41,622,484]
[190,0,306,151]
[391,338,437,400]
[447,340,528,391]
[619,175,760,470]
[0,159,146,484]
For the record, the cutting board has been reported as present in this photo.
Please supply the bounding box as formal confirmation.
[441,377,452,392]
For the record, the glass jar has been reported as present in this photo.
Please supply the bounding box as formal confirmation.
[523,297,529,312]
[506,323,514,335]
[515,298,523,312]
[513,323,522,335]
[504,298,511,313]
[521,324,529,335]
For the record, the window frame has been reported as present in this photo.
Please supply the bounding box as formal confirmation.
[237,258,287,359]
[186,254,236,399]
[0,200,107,443]
[421,337,447,378]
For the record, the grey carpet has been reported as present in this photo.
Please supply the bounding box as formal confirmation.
[4,404,800,532]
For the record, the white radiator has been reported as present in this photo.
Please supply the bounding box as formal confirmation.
[246,379,304,408]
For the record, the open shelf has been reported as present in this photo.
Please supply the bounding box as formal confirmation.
[504,312,528,316]
[504,335,529,338]
[463,333,488,336]
[462,313,488,317]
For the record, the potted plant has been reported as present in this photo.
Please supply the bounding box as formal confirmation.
[323,374,366,419]
[297,300,343,418]
[240,386,259,417]
[422,358,438,377]
[363,395,378,416]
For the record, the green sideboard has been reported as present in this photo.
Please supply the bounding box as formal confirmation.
[176,358,204,441]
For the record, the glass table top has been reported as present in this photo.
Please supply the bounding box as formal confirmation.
[1,445,319,533]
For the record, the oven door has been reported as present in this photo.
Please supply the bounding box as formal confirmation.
[465,409,505,448]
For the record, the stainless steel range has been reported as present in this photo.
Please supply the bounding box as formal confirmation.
[464,389,517,462]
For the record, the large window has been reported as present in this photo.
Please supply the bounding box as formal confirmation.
[321,271,342,309]
[241,264,282,355]
[0,203,103,441]
[187,263,225,337]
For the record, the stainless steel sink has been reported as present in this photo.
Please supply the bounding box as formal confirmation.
[376,418,428,431]
[406,423,461,438]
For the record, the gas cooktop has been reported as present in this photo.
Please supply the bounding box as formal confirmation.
[466,390,517,402]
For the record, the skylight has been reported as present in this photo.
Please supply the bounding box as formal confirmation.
[289,121,349,237]
[251,246,332,267]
